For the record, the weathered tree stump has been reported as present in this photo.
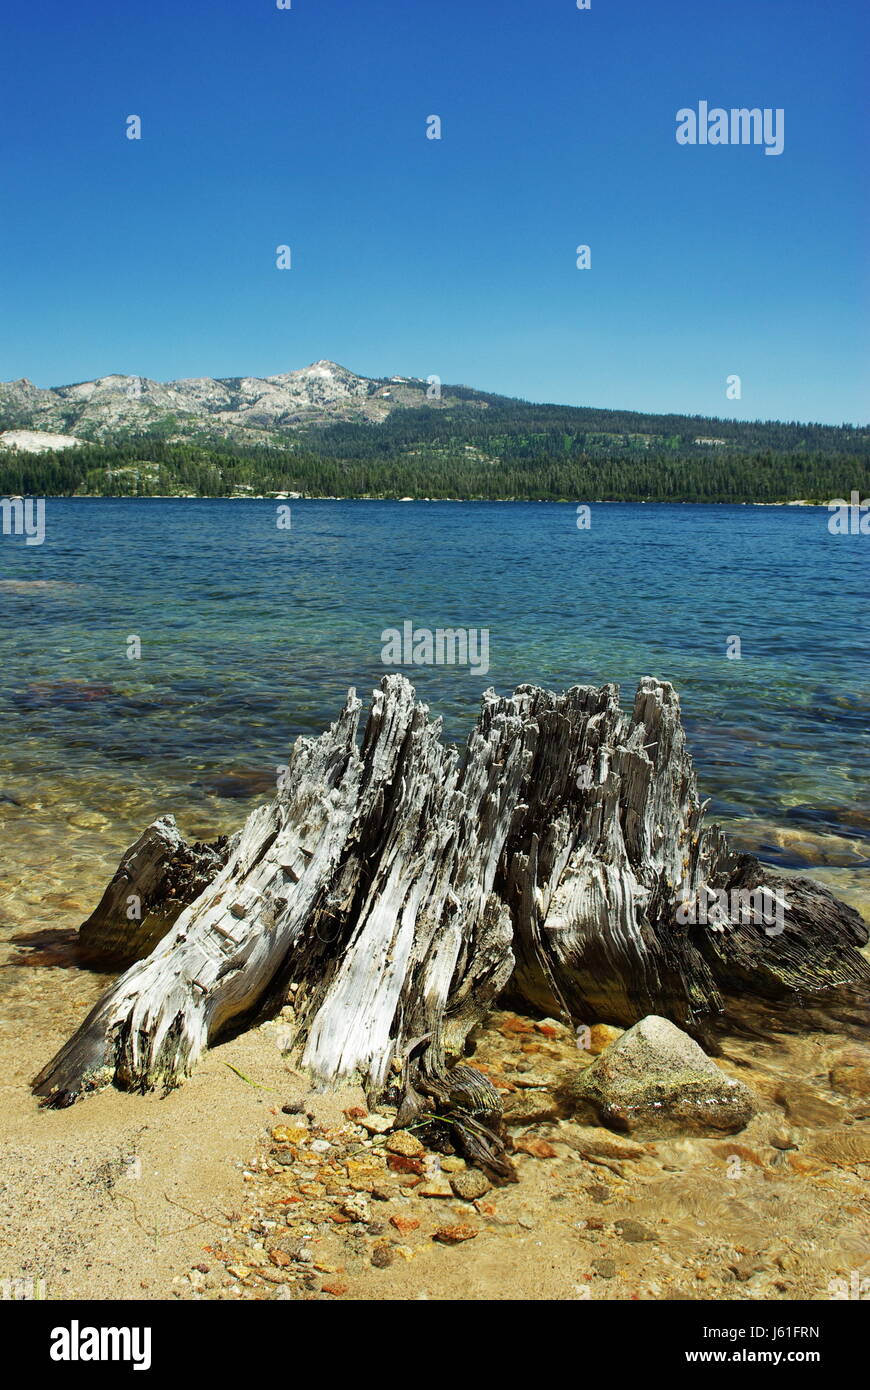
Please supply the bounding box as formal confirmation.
[78,816,231,969]
[34,675,869,1175]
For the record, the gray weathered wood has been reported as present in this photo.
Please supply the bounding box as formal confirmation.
[35,674,869,1177]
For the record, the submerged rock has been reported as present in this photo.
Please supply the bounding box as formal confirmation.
[558,1015,757,1137]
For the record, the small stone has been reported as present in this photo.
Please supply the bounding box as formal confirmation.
[340,1195,370,1223]
[557,1124,646,1161]
[588,1024,623,1055]
[386,1130,425,1158]
[774,1083,847,1128]
[346,1158,383,1189]
[499,1016,536,1036]
[433,1224,478,1244]
[592,1258,616,1279]
[534,1020,560,1038]
[513,1136,558,1159]
[449,1170,491,1201]
[68,810,110,830]
[390,1215,420,1235]
[419,1175,453,1197]
[615,1219,657,1244]
[359,1113,393,1134]
[769,1128,799,1151]
[371,1242,394,1268]
[439,1156,466,1173]
[370,1184,394,1202]
[271,1124,308,1145]
[321,1280,349,1296]
[729,1256,767,1282]
[503,1091,563,1125]
[387,1154,424,1176]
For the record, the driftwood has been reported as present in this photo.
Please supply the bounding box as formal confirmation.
[34,675,869,1173]
[78,817,232,969]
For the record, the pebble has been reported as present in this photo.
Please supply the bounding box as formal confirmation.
[371,1242,394,1268]
[385,1130,425,1158]
[390,1215,420,1235]
[503,1092,563,1125]
[449,1170,491,1201]
[271,1124,307,1145]
[615,1219,657,1244]
[419,1175,453,1197]
[433,1224,478,1244]
[557,1125,646,1161]
[769,1127,799,1151]
[359,1113,393,1134]
[387,1154,424,1176]
[588,1024,623,1055]
[67,811,109,830]
[340,1196,370,1223]
[513,1136,558,1159]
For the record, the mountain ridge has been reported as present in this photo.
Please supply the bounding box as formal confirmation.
[1,360,867,502]
[0,360,488,448]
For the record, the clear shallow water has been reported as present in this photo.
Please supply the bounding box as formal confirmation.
[0,499,868,940]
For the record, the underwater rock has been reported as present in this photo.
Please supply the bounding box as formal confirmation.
[559,1015,757,1137]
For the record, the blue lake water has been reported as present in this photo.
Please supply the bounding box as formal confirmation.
[0,500,867,924]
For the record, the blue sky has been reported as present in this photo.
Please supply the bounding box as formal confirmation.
[1,0,866,424]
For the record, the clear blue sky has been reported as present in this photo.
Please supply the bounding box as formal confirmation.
[1,0,866,424]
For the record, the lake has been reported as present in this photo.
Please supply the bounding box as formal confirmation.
[1,499,867,942]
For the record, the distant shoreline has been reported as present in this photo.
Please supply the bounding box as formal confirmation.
[7,494,830,506]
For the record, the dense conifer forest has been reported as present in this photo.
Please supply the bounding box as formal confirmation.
[1,395,866,501]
